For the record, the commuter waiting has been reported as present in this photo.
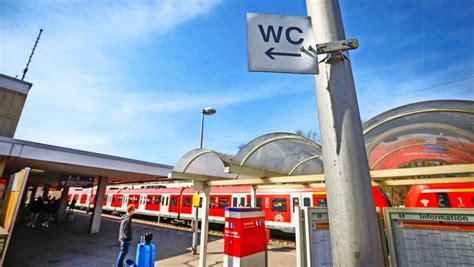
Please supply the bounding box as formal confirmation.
[27,196,42,228]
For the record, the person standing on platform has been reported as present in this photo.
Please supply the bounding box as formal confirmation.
[116,204,135,267]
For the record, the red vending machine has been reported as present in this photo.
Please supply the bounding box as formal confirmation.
[224,207,266,267]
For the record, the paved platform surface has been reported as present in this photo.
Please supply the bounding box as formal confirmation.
[6,212,296,266]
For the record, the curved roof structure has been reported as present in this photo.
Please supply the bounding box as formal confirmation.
[363,100,474,170]
[172,148,240,179]
[233,132,324,176]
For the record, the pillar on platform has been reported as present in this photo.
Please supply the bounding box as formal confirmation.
[89,176,108,234]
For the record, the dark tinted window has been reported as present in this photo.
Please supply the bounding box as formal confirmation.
[293,197,300,212]
[183,197,191,207]
[256,198,262,208]
[219,198,229,209]
[171,197,179,207]
[318,198,327,207]
[210,197,216,209]
[147,196,152,204]
[303,197,311,207]
[199,197,203,208]
[240,197,245,207]
[437,193,451,207]
[155,197,161,205]
[272,198,287,212]
[233,197,238,207]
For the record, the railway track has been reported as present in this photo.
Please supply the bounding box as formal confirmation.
[79,209,295,247]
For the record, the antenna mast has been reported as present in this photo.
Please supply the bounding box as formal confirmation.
[21,29,43,81]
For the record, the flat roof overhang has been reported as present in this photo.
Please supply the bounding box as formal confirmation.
[0,136,173,186]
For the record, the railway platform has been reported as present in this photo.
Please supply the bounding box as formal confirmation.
[5,212,296,266]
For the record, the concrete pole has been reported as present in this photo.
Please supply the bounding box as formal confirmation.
[57,186,70,222]
[305,0,384,266]
[89,176,108,234]
[42,183,50,199]
[29,186,38,204]
[193,112,205,254]
[198,184,210,267]
[250,186,256,207]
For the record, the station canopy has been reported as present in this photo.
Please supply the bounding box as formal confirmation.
[363,100,474,170]
[171,133,324,179]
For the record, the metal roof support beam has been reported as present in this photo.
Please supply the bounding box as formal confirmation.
[371,164,474,179]
[224,164,285,178]
[373,176,474,186]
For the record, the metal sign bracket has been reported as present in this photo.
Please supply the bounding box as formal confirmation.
[300,38,359,63]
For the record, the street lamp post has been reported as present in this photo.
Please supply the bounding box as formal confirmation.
[192,107,216,255]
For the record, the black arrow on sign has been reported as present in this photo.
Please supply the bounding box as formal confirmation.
[265,47,301,60]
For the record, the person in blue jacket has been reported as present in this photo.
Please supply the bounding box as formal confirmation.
[116,204,135,267]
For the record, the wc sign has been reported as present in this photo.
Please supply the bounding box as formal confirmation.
[246,13,318,74]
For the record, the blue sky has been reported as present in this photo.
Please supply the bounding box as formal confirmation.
[1,0,473,165]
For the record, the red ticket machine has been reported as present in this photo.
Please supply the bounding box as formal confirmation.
[224,207,266,267]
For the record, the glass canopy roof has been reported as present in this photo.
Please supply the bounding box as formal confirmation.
[233,132,324,176]
[363,100,474,170]
[173,149,239,179]
[172,100,473,178]
[172,133,324,178]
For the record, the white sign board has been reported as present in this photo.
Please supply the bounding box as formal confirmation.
[246,13,318,74]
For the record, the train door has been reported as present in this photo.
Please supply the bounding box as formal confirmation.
[160,194,170,216]
[169,195,181,214]
[127,194,140,209]
[180,195,193,214]
[312,193,328,207]
[290,193,302,224]
[232,194,248,207]
[145,195,161,211]
[80,194,87,204]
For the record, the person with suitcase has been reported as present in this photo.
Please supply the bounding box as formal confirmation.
[116,204,135,267]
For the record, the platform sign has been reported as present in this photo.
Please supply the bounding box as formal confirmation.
[303,208,332,267]
[246,13,318,74]
[384,208,474,267]
[58,175,94,188]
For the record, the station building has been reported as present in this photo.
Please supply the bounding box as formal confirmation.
[0,74,172,263]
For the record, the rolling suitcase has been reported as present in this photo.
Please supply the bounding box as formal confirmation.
[136,233,155,267]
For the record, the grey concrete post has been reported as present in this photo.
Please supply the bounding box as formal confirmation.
[29,186,38,204]
[198,183,210,267]
[57,186,70,222]
[306,0,384,266]
[89,176,108,234]
[42,184,50,199]
[251,186,257,207]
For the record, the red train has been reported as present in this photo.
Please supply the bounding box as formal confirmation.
[69,182,473,232]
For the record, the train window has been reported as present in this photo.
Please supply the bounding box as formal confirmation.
[170,197,179,207]
[232,197,237,207]
[240,197,245,207]
[303,197,311,207]
[161,197,165,206]
[437,193,451,208]
[155,197,161,205]
[272,198,287,212]
[292,197,300,212]
[118,196,123,203]
[166,197,169,206]
[256,198,262,208]
[219,198,229,209]
[199,197,203,208]
[317,198,327,207]
[183,197,191,207]
[147,197,152,205]
[210,197,216,209]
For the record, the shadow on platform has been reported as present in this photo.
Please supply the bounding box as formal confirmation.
[5,212,221,267]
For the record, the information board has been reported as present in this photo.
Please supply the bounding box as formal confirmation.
[303,208,332,267]
[384,208,474,267]
[58,175,94,188]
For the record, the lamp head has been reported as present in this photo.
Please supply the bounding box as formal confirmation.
[202,107,216,115]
